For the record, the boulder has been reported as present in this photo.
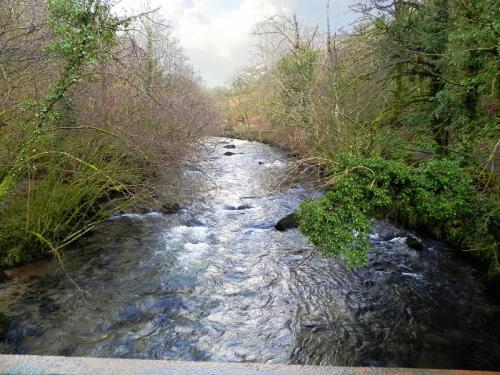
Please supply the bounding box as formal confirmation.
[274,213,299,231]
[406,236,424,251]
[0,271,9,283]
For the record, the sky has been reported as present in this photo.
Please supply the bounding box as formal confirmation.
[117,0,358,87]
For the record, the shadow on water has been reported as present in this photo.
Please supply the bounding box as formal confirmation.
[0,137,499,370]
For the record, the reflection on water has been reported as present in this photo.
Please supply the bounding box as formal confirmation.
[0,138,499,370]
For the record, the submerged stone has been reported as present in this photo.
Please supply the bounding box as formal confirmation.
[188,219,207,227]
[119,305,141,322]
[237,204,252,210]
[246,220,275,230]
[38,297,60,317]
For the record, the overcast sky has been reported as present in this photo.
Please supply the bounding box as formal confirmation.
[117,0,357,87]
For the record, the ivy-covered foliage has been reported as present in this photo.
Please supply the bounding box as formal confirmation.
[298,155,499,275]
[46,0,122,65]
[0,0,126,202]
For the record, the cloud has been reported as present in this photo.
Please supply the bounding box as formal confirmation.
[171,0,295,86]
[117,0,294,86]
[116,0,357,87]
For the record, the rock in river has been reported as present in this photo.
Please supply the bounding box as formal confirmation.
[0,271,9,283]
[0,312,11,340]
[161,203,180,214]
[406,236,424,251]
[224,204,253,211]
[274,213,299,231]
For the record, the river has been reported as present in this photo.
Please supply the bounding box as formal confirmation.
[0,138,499,370]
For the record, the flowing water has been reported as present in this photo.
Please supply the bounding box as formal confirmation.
[1,138,499,370]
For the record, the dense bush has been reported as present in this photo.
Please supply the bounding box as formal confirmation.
[297,155,499,275]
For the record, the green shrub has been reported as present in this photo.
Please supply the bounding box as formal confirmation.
[297,154,499,275]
